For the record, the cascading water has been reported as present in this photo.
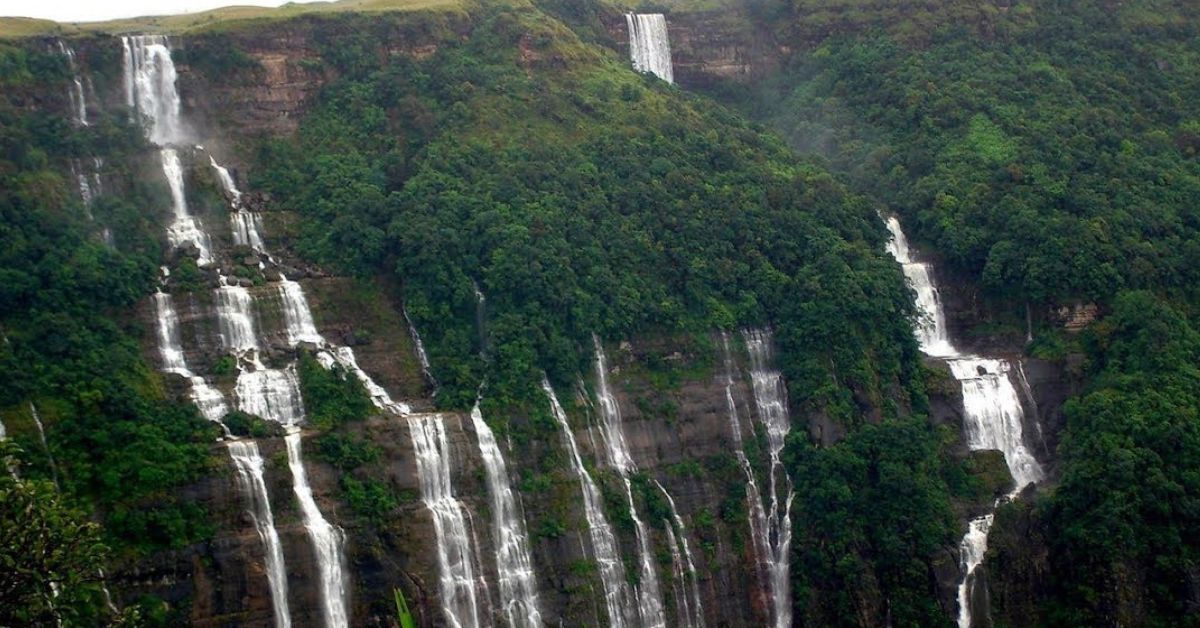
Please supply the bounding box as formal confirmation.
[286,430,351,628]
[410,414,486,628]
[152,291,229,422]
[216,284,260,352]
[278,279,324,346]
[742,329,794,628]
[123,36,213,264]
[884,217,957,357]
[883,215,1045,628]
[124,36,353,628]
[404,307,436,391]
[235,365,306,427]
[592,337,667,628]
[655,480,704,628]
[542,378,633,628]
[948,359,1044,490]
[227,440,292,628]
[625,14,674,83]
[208,153,266,251]
[57,41,88,126]
[471,405,542,628]
[161,148,214,264]
[720,334,772,599]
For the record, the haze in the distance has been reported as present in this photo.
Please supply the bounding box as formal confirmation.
[2,0,325,22]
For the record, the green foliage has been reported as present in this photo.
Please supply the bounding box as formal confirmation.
[312,432,380,469]
[752,3,1200,308]
[0,442,119,626]
[393,587,415,628]
[1039,291,1200,624]
[340,476,399,522]
[0,41,220,559]
[785,418,958,627]
[221,410,284,438]
[296,351,374,430]
[252,5,924,425]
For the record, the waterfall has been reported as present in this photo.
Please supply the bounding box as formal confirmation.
[152,291,229,422]
[625,14,674,83]
[883,215,1045,628]
[208,153,268,250]
[947,359,1045,490]
[125,37,353,628]
[235,365,306,427]
[403,307,437,391]
[720,334,772,599]
[285,430,350,628]
[592,337,667,628]
[57,41,88,126]
[884,217,957,357]
[655,481,704,628]
[542,378,633,628]
[28,403,61,489]
[471,405,542,628]
[161,148,214,264]
[227,440,292,628]
[215,284,260,352]
[123,36,212,264]
[957,513,994,628]
[409,414,487,628]
[318,346,412,416]
[122,35,184,144]
[208,155,243,207]
[742,329,795,628]
[278,279,324,346]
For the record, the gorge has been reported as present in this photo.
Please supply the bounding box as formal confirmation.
[2,1,1198,627]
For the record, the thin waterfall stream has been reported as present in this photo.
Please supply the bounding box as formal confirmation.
[592,337,667,628]
[543,378,634,628]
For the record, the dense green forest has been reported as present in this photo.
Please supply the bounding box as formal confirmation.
[719,0,1200,623]
[3,0,1200,625]
[250,5,927,426]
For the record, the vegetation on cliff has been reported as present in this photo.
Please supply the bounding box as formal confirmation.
[251,4,927,431]
[0,43,219,563]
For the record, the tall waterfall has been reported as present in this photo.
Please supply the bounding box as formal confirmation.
[592,338,667,628]
[410,414,487,628]
[227,440,292,628]
[286,430,350,628]
[742,329,794,628]
[122,36,213,263]
[883,215,1044,628]
[122,35,184,144]
[126,36,351,628]
[720,334,772,600]
[152,291,228,422]
[626,14,674,83]
[655,480,704,628]
[542,378,633,628]
[471,405,542,628]
[57,41,88,126]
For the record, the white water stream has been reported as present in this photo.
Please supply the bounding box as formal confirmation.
[626,14,674,83]
[884,215,1045,628]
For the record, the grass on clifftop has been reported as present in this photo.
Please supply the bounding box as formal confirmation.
[0,0,461,39]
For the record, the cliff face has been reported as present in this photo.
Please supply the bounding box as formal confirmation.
[29,9,1086,627]
[603,10,784,90]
